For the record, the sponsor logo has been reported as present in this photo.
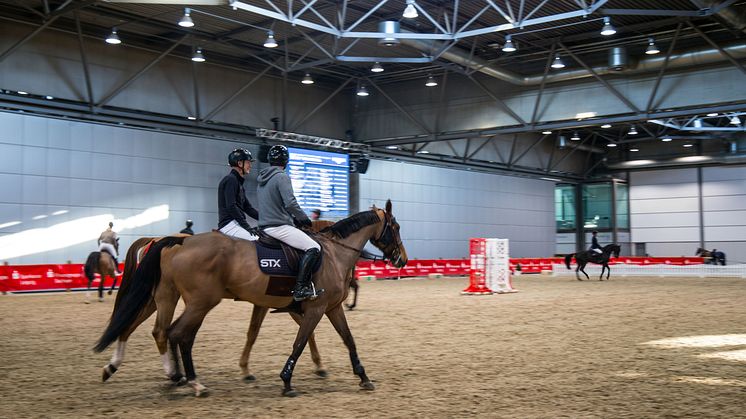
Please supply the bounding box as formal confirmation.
[260,259,281,268]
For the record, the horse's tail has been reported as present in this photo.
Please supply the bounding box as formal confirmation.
[94,236,184,353]
[112,237,156,313]
[565,254,574,270]
[84,252,100,282]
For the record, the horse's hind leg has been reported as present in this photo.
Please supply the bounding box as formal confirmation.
[599,265,605,281]
[579,264,590,280]
[108,273,118,295]
[575,265,583,281]
[289,312,327,377]
[240,305,269,381]
[98,275,105,301]
[325,305,374,391]
[85,278,93,303]
[346,279,359,311]
[102,299,156,382]
[153,282,181,382]
[168,301,219,397]
[280,306,325,397]
[606,264,611,280]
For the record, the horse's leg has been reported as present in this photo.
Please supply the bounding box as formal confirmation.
[240,305,269,381]
[168,301,219,397]
[575,262,582,281]
[85,277,93,303]
[346,279,359,311]
[98,272,105,301]
[153,283,182,383]
[606,263,611,280]
[289,311,327,377]
[280,306,325,397]
[102,299,156,382]
[599,264,605,281]
[580,262,590,280]
[108,269,118,295]
[325,305,374,390]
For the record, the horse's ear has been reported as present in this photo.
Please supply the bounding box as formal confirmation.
[385,199,392,215]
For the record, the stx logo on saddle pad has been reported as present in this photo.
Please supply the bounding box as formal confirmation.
[260,259,282,268]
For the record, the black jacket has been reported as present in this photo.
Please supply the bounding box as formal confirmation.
[590,235,601,250]
[218,170,258,230]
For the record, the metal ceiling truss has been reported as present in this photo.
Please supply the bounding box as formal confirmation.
[649,112,746,132]
[255,128,371,152]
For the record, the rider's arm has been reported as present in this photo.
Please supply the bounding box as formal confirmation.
[277,173,309,223]
[224,176,252,231]
[241,196,259,220]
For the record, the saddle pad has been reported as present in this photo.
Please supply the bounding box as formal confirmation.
[256,244,298,276]
[265,276,296,297]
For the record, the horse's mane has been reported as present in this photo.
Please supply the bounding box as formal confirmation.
[323,210,381,238]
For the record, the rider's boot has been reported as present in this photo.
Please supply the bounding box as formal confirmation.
[292,248,324,301]
[113,256,122,274]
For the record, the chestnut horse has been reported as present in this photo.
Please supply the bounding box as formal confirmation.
[95,201,407,397]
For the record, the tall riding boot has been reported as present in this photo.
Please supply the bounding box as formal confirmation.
[292,248,323,301]
[113,256,122,274]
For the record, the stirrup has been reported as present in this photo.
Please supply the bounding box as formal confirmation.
[293,283,324,302]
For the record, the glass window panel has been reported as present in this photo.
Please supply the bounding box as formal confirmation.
[582,183,612,229]
[615,183,629,229]
[555,185,576,230]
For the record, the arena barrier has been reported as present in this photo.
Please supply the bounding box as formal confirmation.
[554,263,746,278]
[0,257,712,293]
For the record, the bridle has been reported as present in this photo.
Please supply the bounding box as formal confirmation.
[370,209,403,262]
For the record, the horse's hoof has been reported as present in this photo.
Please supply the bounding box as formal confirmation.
[314,369,328,378]
[359,381,375,391]
[85,300,90,304]
[283,388,299,397]
[243,374,256,382]
[102,369,112,382]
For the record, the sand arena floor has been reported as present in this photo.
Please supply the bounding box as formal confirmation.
[2,275,746,418]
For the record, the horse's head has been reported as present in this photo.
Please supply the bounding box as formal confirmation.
[370,200,408,268]
[695,247,705,256]
[609,244,621,258]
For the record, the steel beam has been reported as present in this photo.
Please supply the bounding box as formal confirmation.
[467,75,527,126]
[690,22,746,76]
[646,23,682,113]
[74,12,95,112]
[512,134,547,165]
[289,77,353,131]
[366,78,433,135]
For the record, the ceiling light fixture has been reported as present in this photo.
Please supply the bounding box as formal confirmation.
[502,35,517,52]
[178,8,195,28]
[371,62,384,73]
[706,112,718,117]
[607,142,618,147]
[551,54,566,69]
[425,75,438,87]
[628,125,638,135]
[570,131,581,141]
[601,124,612,128]
[264,30,278,48]
[630,148,639,152]
[730,116,741,125]
[17,91,28,95]
[191,47,205,62]
[105,28,122,45]
[301,73,314,84]
[645,38,660,55]
[683,143,693,147]
[357,85,369,96]
[45,95,54,100]
[600,17,616,36]
[661,137,673,142]
[187,116,197,120]
[542,130,552,135]
[403,0,418,19]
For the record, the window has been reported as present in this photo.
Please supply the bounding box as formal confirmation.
[582,183,612,229]
[555,185,577,230]
[615,183,629,229]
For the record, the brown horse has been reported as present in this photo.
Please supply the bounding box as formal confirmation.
[84,249,119,303]
[95,202,407,397]
[100,235,329,383]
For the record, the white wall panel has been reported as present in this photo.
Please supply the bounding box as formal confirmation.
[630,197,699,213]
[631,212,700,228]
[629,183,699,199]
[703,196,746,211]
[705,226,746,242]
[632,227,701,243]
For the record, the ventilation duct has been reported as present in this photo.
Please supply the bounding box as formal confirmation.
[378,21,401,47]
[608,46,629,71]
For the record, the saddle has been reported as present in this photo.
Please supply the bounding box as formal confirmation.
[254,232,323,297]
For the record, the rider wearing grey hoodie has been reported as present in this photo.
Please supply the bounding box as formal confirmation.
[256,145,323,301]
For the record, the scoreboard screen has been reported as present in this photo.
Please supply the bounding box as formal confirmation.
[287,147,349,218]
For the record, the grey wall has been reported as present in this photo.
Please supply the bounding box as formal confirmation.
[358,159,555,259]
[0,21,351,139]
[630,166,746,260]
[0,111,263,264]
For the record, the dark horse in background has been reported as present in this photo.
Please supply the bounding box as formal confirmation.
[84,248,119,303]
[695,248,727,265]
[565,244,621,281]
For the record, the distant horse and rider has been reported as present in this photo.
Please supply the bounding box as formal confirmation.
[565,244,621,281]
[83,248,119,303]
[95,201,407,397]
[695,248,727,265]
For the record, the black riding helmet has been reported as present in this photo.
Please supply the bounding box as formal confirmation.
[268,145,289,166]
[228,148,254,167]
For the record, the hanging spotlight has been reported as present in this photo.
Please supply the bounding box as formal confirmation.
[191,47,206,62]
[683,143,693,147]
[542,130,553,135]
[601,124,612,128]
[606,142,618,147]
[301,73,314,85]
[425,75,438,87]
[706,112,718,117]
[645,38,660,55]
[730,116,741,125]
[630,148,639,152]
[105,28,122,45]
[357,85,369,96]
[178,8,195,28]
[502,35,517,52]
[17,91,28,95]
[371,62,384,73]
[264,30,278,48]
[661,137,673,142]
[551,54,566,69]
[403,0,418,19]
[570,131,581,141]
[628,125,638,135]
[600,17,616,36]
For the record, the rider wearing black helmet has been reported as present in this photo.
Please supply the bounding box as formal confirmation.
[218,148,259,240]
[257,145,323,301]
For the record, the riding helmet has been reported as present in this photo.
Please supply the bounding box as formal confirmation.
[268,145,289,166]
[228,148,254,167]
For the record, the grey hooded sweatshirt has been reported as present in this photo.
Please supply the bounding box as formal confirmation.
[256,166,310,227]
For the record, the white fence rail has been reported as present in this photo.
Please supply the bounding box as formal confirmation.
[553,263,746,278]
